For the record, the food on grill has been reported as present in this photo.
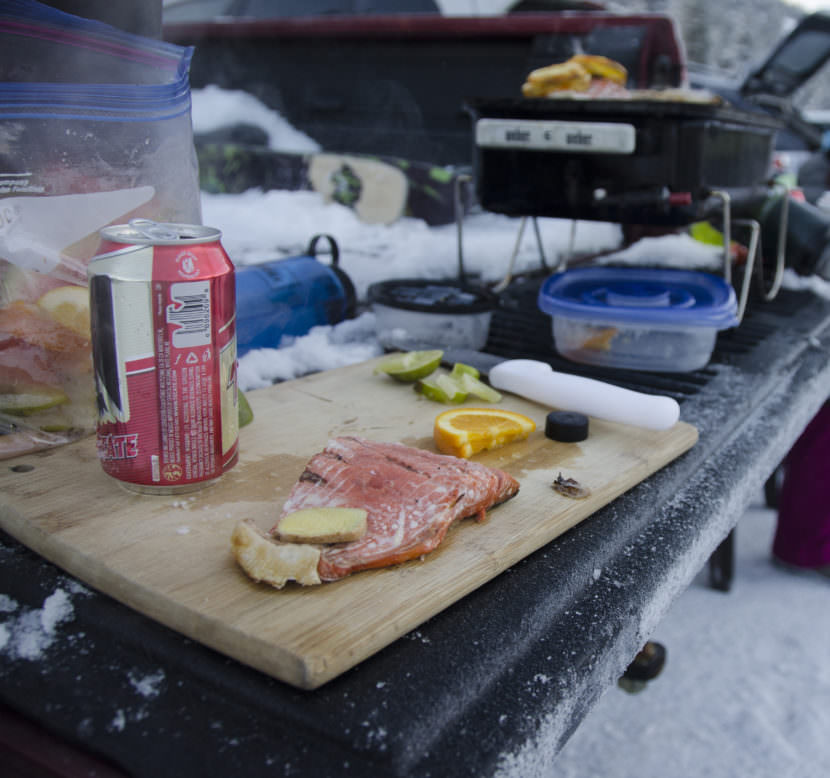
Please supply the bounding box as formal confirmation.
[522,59,592,96]
[521,55,721,103]
[275,507,368,544]
[433,407,535,458]
[231,436,520,588]
[522,54,627,98]
[569,54,628,84]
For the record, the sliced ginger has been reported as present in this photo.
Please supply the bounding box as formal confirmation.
[275,507,368,544]
[231,519,321,589]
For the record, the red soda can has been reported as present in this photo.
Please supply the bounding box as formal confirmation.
[89,220,239,493]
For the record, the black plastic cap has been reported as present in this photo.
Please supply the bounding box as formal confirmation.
[545,411,589,442]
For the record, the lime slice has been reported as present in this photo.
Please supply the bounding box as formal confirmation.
[238,390,254,428]
[459,372,502,403]
[416,373,467,403]
[0,386,69,416]
[25,405,72,431]
[374,350,444,382]
[450,362,480,380]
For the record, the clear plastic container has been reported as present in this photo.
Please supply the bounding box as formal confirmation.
[538,267,739,372]
[368,279,497,351]
[372,304,492,351]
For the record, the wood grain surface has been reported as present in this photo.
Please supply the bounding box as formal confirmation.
[0,357,697,689]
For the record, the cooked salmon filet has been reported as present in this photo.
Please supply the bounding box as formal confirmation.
[272,436,520,581]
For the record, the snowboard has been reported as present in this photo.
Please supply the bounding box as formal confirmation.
[195,142,466,226]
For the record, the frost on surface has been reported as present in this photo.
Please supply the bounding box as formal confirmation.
[128,668,166,699]
[0,588,75,661]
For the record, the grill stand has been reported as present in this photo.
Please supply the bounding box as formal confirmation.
[454,183,791,321]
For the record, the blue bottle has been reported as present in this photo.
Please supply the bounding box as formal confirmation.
[234,235,355,356]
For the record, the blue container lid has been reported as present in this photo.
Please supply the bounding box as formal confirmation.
[538,267,739,329]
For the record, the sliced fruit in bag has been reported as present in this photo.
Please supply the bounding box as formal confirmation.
[0,384,69,416]
[37,285,91,338]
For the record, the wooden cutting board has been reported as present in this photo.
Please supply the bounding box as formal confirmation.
[0,357,697,689]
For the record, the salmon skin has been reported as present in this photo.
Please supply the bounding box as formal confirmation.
[273,436,520,581]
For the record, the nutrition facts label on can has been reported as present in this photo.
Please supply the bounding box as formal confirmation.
[156,280,218,484]
[178,360,216,480]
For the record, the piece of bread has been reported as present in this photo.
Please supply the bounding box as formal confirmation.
[275,507,368,544]
[568,54,628,85]
[524,60,592,93]
[522,80,555,98]
[522,55,628,98]
[231,519,321,588]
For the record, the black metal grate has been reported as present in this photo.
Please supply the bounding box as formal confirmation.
[484,273,808,403]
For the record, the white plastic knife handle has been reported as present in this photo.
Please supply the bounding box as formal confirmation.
[488,359,680,431]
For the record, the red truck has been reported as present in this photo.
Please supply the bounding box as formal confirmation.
[163,6,687,165]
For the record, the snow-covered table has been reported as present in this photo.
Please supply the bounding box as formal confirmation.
[1,286,829,777]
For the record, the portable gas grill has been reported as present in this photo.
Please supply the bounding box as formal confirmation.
[458,94,791,319]
[466,96,782,225]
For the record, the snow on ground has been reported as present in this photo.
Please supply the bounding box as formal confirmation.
[191,85,321,153]
[192,88,830,775]
[549,497,830,778]
[204,178,830,391]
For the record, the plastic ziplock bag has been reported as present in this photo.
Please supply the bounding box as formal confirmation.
[1,0,202,458]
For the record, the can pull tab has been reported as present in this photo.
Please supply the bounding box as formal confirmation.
[128,218,183,242]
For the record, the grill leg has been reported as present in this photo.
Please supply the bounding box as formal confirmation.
[708,529,735,592]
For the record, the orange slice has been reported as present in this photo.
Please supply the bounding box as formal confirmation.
[434,407,535,459]
[36,285,91,338]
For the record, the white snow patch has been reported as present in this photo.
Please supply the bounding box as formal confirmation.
[109,709,127,733]
[238,312,382,391]
[495,502,830,777]
[0,588,75,661]
[128,669,165,699]
[191,86,320,153]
